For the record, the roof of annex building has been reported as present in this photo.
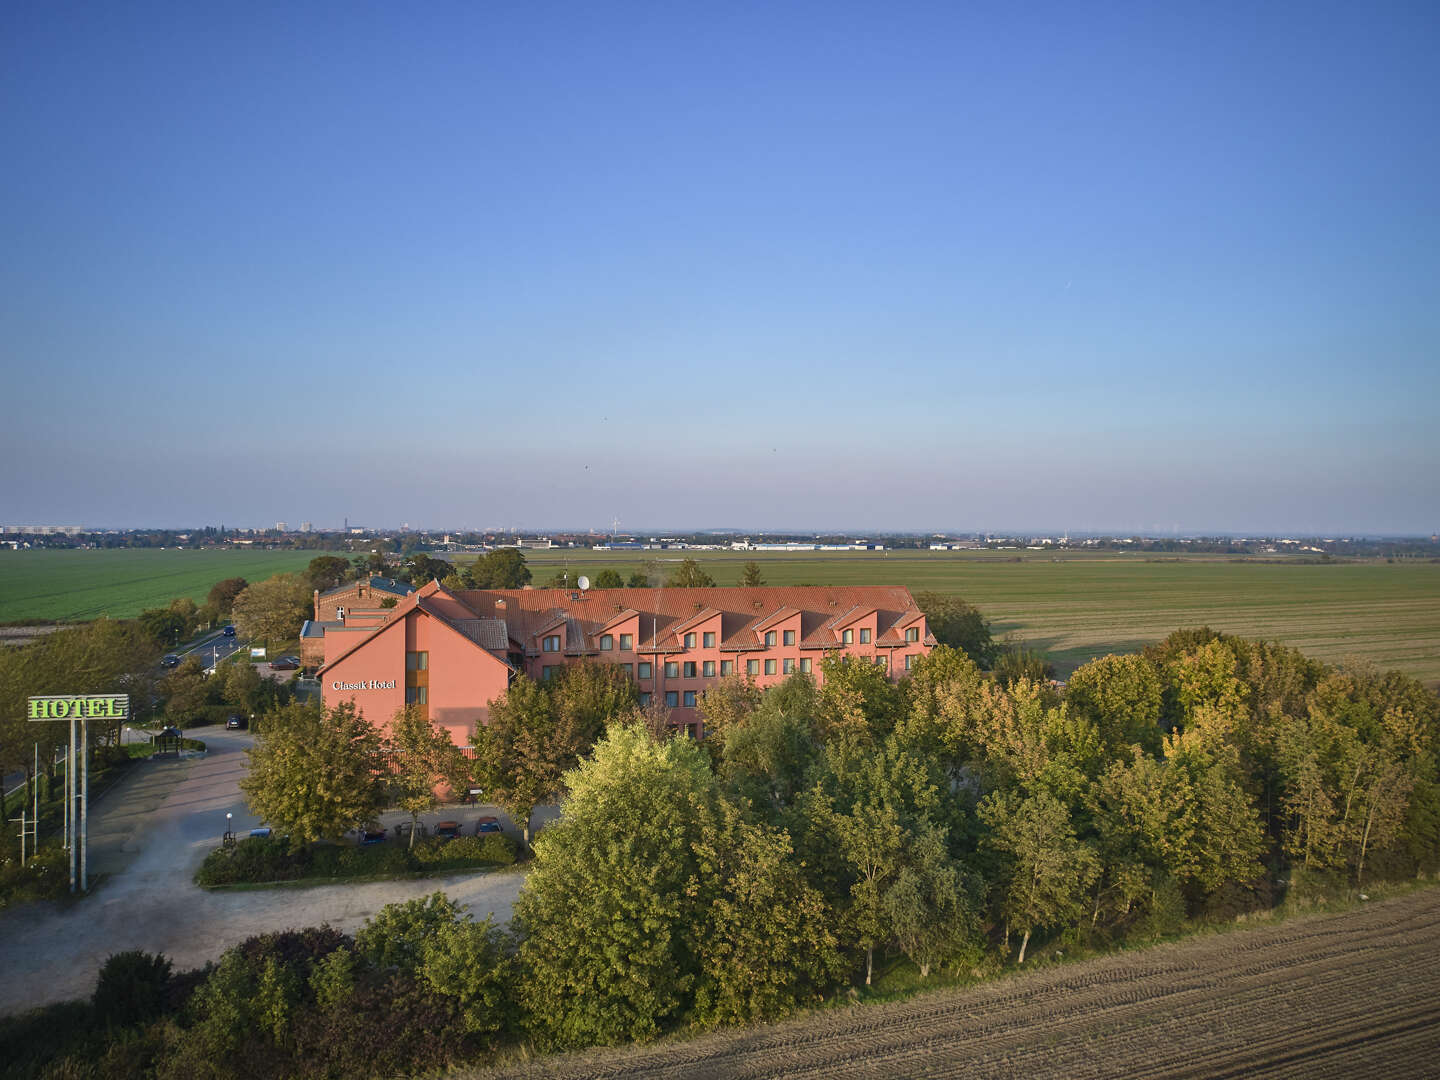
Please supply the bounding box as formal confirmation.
[316,576,415,600]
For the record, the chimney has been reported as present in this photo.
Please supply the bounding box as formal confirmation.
[495,598,506,610]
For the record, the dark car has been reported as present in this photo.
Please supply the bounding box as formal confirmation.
[360,826,386,845]
[270,656,300,671]
[160,654,181,668]
[225,715,247,730]
[433,820,461,840]
[222,625,236,637]
[475,816,502,835]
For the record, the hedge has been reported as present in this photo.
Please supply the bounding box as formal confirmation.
[196,832,517,887]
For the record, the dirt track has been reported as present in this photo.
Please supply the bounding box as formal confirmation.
[475,886,1440,1079]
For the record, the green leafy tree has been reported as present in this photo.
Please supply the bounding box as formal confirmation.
[883,828,978,977]
[162,656,211,719]
[739,561,765,587]
[303,556,351,593]
[980,789,1100,963]
[625,569,651,587]
[913,592,998,667]
[471,679,555,850]
[231,574,311,648]
[816,654,903,744]
[1067,653,1165,755]
[207,576,250,616]
[516,726,714,1049]
[468,548,531,588]
[403,552,453,586]
[993,642,1057,688]
[356,892,466,972]
[386,707,466,848]
[419,916,515,1038]
[138,607,187,648]
[690,797,843,1025]
[665,558,716,588]
[592,568,625,589]
[240,701,384,844]
[695,674,763,754]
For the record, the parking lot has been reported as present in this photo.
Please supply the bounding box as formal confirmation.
[0,728,534,1016]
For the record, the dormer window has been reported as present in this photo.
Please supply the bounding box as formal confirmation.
[842,629,854,644]
[860,628,871,644]
[906,626,919,642]
[542,634,561,652]
[600,634,614,651]
[764,631,777,647]
[703,632,715,648]
[684,632,697,648]
[783,630,795,646]
[620,633,633,651]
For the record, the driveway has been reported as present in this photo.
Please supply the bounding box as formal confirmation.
[0,728,528,1016]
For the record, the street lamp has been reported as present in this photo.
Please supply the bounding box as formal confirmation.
[224,812,234,847]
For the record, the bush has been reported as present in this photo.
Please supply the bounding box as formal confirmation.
[412,834,517,870]
[196,836,309,887]
[0,846,69,909]
[355,893,464,972]
[93,950,173,1028]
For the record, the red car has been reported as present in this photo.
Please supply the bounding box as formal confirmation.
[475,816,502,835]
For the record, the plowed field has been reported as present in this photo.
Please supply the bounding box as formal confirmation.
[474,887,1440,1079]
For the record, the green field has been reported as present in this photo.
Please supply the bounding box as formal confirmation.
[504,549,1440,687]
[0,549,319,622]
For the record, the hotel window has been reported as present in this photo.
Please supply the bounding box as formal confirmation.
[665,691,679,708]
[720,660,734,676]
[543,635,561,653]
[746,659,760,676]
[600,634,614,651]
[542,666,559,681]
[860,628,872,644]
[703,660,716,677]
[620,663,634,678]
[875,655,888,670]
[764,659,777,675]
[405,686,428,705]
[905,626,919,643]
[765,631,777,647]
[684,632,697,648]
[638,661,653,680]
[683,690,697,707]
[639,691,652,706]
[703,631,715,648]
[783,629,795,646]
[683,661,697,678]
[620,633,633,650]
[842,629,853,644]
[406,651,428,671]
[904,654,914,671]
[783,658,795,674]
[800,657,812,674]
[665,661,680,678]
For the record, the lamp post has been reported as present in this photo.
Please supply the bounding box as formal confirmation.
[224,811,234,847]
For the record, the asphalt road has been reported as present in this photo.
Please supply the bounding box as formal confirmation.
[0,728,530,1015]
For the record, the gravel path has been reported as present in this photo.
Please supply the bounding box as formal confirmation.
[471,885,1440,1080]
[0,729,526,1016]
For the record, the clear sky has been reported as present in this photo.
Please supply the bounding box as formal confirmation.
[2,1,1437,535]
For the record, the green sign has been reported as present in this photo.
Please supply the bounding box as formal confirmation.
[27,694,130,721]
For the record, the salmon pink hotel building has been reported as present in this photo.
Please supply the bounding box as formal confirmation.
[307,579,936,743]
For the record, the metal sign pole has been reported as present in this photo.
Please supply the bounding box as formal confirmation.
[80,715,88,892]
[69,719,76,892]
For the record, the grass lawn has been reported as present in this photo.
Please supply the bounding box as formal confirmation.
[498,549,1440,686]
[0,549,319,622]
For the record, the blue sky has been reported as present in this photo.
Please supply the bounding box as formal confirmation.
[2,2,1437,534]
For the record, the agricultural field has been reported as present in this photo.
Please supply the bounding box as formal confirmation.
[509,549,1440,686]
[0,549,319,622]
[477,885,1440,1080]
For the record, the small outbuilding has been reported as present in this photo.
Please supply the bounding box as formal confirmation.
[152,726,185,757]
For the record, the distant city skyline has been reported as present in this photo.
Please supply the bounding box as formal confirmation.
[3,3,1437,535]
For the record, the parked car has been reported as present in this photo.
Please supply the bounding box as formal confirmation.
[475,816,502,835]
[433,820,461,840]
[160,654,180,668]
[222,625,236,637]
[270,656,300,671]
[360,826,386,845]
[225,715,247,730]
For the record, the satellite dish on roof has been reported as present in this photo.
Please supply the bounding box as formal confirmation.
[577,575,590,591]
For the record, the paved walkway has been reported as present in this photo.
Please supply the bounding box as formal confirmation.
[0,729,529,1016]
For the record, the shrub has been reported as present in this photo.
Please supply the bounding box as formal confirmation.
[355,892,464,973]
[419,917,516,1038]
[195,835,309,887]
[412,834,517,870]
[0,846,69,909]
[93,950,173,1028]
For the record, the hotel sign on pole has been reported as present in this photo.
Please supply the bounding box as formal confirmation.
[26,694,123,894]
[27,694,129,721]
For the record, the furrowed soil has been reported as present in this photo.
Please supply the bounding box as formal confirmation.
[472,886,1440,1080]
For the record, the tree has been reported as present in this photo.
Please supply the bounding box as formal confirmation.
[625,569,651,588]
[1066,653,1165,755]
[207,577,250,616]
[419,916,515,1038]
[403,553,453,586]
[138,606,187,648]
[385,707,466,848]
[240,701,384,845]
[516,726,714,1048]
[883,828,978,977]
[739,561,765,587]
[539,568,578,589]
[665,558,716,588]
[815,654,903,744]
[162,656,211,719]
[592,569,624,589]
[303,556,351,593]
[468,548,531,588]
[980,789,1100,963]
[231,574,311,647]
[992,642,1056,688]
[914,592,997,667]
